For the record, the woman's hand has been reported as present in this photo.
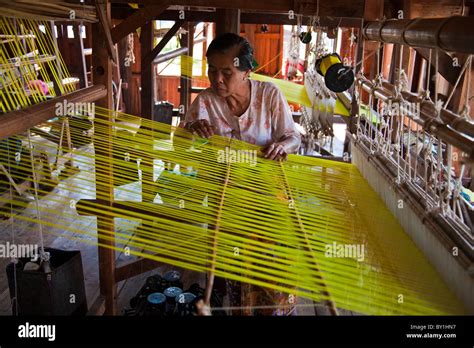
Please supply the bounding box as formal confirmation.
[187,119,215,138]
[262,142,288,161]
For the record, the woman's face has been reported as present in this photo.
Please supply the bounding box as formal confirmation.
[207,47,250,97]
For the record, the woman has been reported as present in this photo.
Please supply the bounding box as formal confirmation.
[184,33,300,315]
[184,33,301,160]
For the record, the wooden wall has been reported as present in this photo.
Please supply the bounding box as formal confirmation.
[155,76,210,107]
[241,24,283,77]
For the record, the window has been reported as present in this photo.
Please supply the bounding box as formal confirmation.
[67,25,74,39]
[155,21,210,77]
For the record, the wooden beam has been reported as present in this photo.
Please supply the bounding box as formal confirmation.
[140,20,154,120]
[410,50,423,93]
[95,0,118,63]
[359,0,384,104]
[389,44,401,84]
[153,46,188,64]
[112,8,363,27]
[110,0,365,18]
[0,85,106,140]
[111,1,169,44]
[241,13,362,27]
[93,0,117,316]
[143,19,185,68]
[140,20,157,204]
[410,0,464,18]
[363,17,474,54]
[202,23,208,76]
[400,0,413,88]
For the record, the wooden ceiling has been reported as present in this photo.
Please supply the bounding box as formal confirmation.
[106,0,473,19]
[109,0,366,18]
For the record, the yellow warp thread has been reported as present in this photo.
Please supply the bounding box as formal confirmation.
[0,108,466,315]
[318,54,341,76]
[0,17,76,112]
[0,18,462,314]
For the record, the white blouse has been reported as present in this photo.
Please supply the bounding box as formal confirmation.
[184,79,301,152]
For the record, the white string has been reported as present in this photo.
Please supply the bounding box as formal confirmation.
[461,55,472,118]
[395,103,403,185]
[435,136,442,208]
[406,118,412,182]
[26,130,46,257]
[413,123,420,184]
[396,45,407,183]
[355,77,362,141]
[374,44,384,154]
[368,92,374,154]
[434,49,441,118]
[423,135,432,206]
[444,144,453,216]
[444,55,472,109]
[383,107,392,156]
[452,164,465,220]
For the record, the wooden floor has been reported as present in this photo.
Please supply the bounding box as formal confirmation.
[0,141,357,316]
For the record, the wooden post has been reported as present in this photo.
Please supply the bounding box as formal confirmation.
[50,22,64,96]
[140,20,154,119]
[92,0,117,315]
[361,0,384,102]
[139,20,156,203]
[118,29,132,114]
[201,23,208,77]
[179,22,195,114]
[73,24,88,89]
[345,0,383,154]
[391,0,413,86]
[215,9,240,37]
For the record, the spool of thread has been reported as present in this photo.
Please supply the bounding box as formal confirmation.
[164,287,183,315]
[163,270,183,289]
[176,292,197,316]
[146,292,166,316]
[315,53,354,93]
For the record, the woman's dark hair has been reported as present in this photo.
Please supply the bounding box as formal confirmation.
[206,33,254,72]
